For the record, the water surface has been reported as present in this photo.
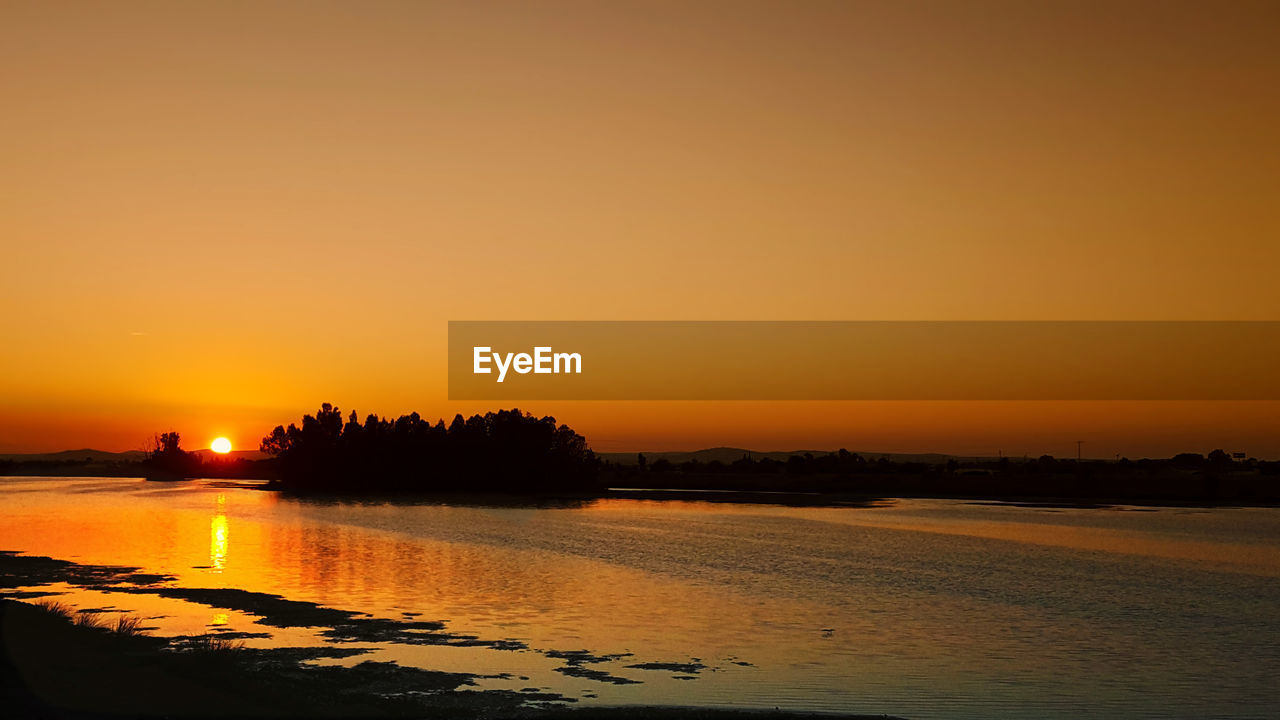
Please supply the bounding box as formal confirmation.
[2,476,1278,718]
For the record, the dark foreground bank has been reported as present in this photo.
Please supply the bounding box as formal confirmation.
[0,552,901,720]
[0,599,898,720]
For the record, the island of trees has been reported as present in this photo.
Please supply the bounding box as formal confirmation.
[259,405,597,492]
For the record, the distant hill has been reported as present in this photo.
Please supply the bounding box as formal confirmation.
[597,447,1000,466]
[0,448,266,462]
[0,449,147,463]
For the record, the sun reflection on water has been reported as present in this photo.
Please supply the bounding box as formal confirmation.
[210,493,228,572]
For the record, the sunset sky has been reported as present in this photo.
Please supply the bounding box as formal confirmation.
[3,1,1278,457]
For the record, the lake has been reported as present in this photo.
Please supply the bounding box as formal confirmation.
[2,476,1278,719]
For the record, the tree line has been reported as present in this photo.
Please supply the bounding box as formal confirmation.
[259,404,597,491]
[608,448,1280,501]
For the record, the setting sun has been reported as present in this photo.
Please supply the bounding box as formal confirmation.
[210,437,232,454]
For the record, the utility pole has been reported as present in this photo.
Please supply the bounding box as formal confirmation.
[1076,440,1083,461]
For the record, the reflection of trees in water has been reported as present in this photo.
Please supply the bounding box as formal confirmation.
[281,493,597,510]
[262,515,620,617]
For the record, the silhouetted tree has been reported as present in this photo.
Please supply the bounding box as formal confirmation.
[260,405,597,492]
[1207,449,1234,466]
[143,431,198,479]
[1172,452,1205,468]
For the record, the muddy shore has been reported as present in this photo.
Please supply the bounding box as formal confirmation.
[1,551,900,720]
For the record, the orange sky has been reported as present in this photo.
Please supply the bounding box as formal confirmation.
[2,1,1278,457]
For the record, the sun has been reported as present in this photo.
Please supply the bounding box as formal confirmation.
[210,437,233,454]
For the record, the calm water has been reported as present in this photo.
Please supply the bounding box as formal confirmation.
[2,476,1279,719]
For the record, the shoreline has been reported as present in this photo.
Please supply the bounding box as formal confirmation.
[0,551,898,720]
[6,473,1278,510]
[6,444,1279,507]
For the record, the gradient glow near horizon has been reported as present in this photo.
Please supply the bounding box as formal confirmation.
[2,1,1278,457]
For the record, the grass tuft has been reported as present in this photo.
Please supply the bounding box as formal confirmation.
[74,611,109,630]
[113,614,147,636]
[33,599,75,619]
[186,634,246,652]
[31,601,148,637]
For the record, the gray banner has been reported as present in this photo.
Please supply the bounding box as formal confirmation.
[448,321,1280,400]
